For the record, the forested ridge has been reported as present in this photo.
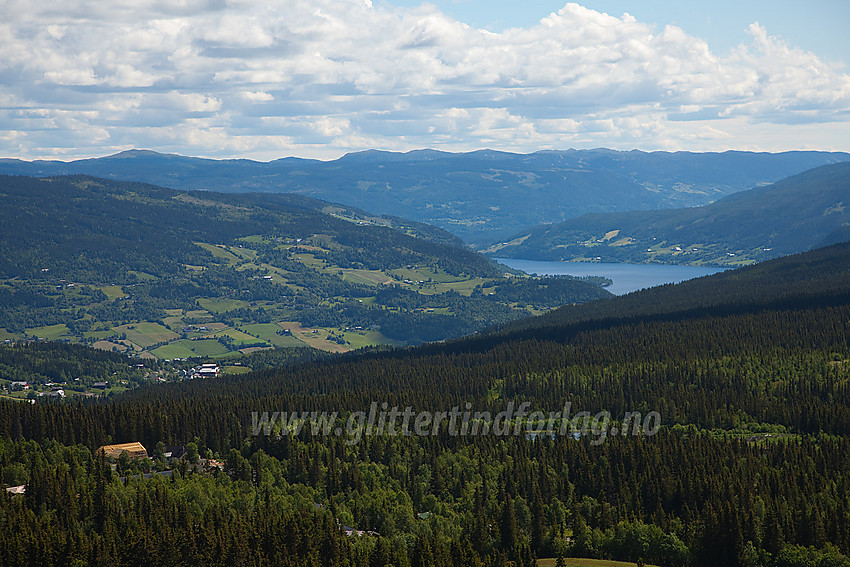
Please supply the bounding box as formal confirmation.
[487,161,850,266]
[0,174,608,353]
[494,240,850,336]
[3,148,848,242]
[0,175,491,282]
[1,243,850,566]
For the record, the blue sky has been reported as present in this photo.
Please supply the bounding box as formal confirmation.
[388,0,850,64]
[1,0,848,161]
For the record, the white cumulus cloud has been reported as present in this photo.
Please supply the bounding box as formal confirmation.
[0,0,848,159]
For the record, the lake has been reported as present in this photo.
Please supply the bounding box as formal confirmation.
[495,258,728,295]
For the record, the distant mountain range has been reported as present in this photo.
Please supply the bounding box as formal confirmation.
[2,148,848,243]
[485,162,850,267]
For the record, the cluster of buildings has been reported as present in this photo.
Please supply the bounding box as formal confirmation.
[191,363,220,378]
[7,380,65,397]
[172,363,221,380]
[5,378,111,397]
[96,441,224,470]
[39,389,64,398]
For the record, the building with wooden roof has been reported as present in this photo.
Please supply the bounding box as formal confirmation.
[97,442,148,460]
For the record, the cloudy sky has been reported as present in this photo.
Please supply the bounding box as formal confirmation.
[2,0,848,161]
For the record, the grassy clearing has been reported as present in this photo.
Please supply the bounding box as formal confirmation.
[254,264,298,287]
[99,285,126,299]
[213,328,258,341]
[292,253,327,270]
[279,322,350,353]
[183,339,230,357]
[433,277,489,295]
[384,267,492,296]
[27,324,72,340]
[161,316,186,331]
[220,365,252,375]
[239,323,308,348]
[340,269,393,286]
[213,328,268,347]
[197,298,250,313]
[235,262,262,272]
[270,334,309,348]
[128,270,156,281]
[537,559,660,567]
[92,340,128,353]
[425,307,452,315]
[0,328,21,341]
[238,346,274,355]
[342,330,403,349]
[119,339,143,352]
[195,242,241,264]
[151,339,230,359]
[398,277,490,296]
[227,245,258,261]
[150,342,196,360]
[387,267,433,282]
[184,309,211,319]
[238,323,279,338]
[0,394,29,403]
[114,322,179,349]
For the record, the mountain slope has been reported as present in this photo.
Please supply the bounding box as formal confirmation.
[2,148,848,242]
[489,240,850,339]
[4,227,850,566]
[0,175,610,355]
[486,161,850,266]
[0,176,492,282]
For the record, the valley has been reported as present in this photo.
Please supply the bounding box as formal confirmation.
[0,175,610,364]
[488,162,850,266]
[1,151,849,567]
[2,239,850,567]
[3,149,848,243]
[4,2,850,565]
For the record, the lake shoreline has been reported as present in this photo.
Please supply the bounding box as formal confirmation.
[495,258,728,296]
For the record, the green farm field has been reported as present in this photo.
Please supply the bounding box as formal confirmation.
[151,339,230,359]
[98,285,127,299]
[238,323,308,348]
[26,324,72,340]
[115,322,179,348]
[341,329,402,349]
[195,242,241,264]
[213,328,268,346]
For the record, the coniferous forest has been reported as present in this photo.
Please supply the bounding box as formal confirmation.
[1,242,849,566]
[3,1,850,566]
